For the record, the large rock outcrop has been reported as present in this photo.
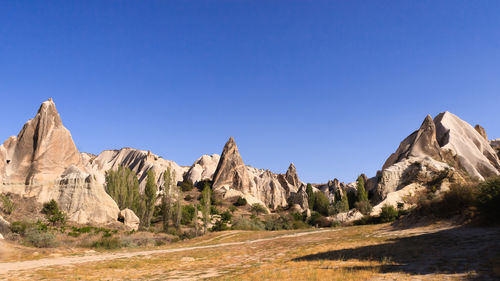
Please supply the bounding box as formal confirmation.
[0,99,120,225]
[185,154,220,185]
[87,148,188,193]
[212,137,305,209]
[1,99,82,185]
[372,111,500,214]
[491,139,500,159]
[434,112,500,180]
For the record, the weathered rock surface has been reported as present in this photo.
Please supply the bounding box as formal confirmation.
[383,115,443,170]
[118,208,140,231]
[474,124,488,141]
[491,139,500,159]
[1,99,82,185]
[212,137,305,209]
[56,166,120,224]
[88,148,188,192]
[185,154,220,185]
[0,215,10,234]
[372,111,499,213]
[0,99,120,225]
[435,112,500,180]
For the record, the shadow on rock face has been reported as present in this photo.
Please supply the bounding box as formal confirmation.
[293,226,500,280]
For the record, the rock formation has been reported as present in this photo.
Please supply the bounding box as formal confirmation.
[475,124,488,141]
[1,99,82,185]
[491,139,500,159]
[371,111,500,214]
[0,99,120,224]
[87,148,188,193]
[212,137,305,209]
[185,154,220,185]
[118,209,140,231]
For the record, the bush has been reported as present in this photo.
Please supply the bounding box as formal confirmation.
[210,206,219,215]
[250,203,268,214]
[229,205,237,213]
[231,216,265,231]
[211,220,229,232]
[312,192,329,216]
[234,197,247,206]
[181,204,196,225]
[291,212,306,222]
[476,177,500,222]
[264,215,293,231]
[24,226,57,248]
[220,210,232,222]
[180,179,194,192]
[354,200,372,215]
[184,194,193,201]
[308,211,331,227]
[292,220,310,229]
[380,205,399,222]
[91,237,122,249]
[42,200,66,226]
[0,194,15,214]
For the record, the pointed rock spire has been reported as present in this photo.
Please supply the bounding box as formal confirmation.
[212,137,252,193]
[285,162,300,187]
[474,124,488,141]
[382,114,442,169]
[2,98,81,184]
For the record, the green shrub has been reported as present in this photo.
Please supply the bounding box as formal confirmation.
[184,194,193,201]
[181,204,196,225]
[476,177,500,222]
[10,221,29,234]
[250,203,268,214]
[380,205,399,222]
[291,212,306,222]
[0,194,15,214]
[220,210,232,222]
[308,212,331,227]
[42,200,66,226]
[354,200,372,215]
[292,220,310,229]
[210,206,220,215]
[20,222,56,248]
[91,237,122,249]
[180,179,194,192]
[229,205,237,213]
[234,197,247,206]
[312,192,329,216]
[210,220,229,232]
[264,215,293,231]
[231,216,265,231]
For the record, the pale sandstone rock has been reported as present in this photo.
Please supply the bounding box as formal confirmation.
[491,139,500,159]
[334,209,363,223]
[212,137,304,210]
[0,99,120,225]
[371,183,426,216]
[185,154,220,185]
[474,125,488,141]
[118,208,140,231]
[434,112,500,180]
[0,215,10,234]
[88,148,188,193]
[1,99,82,185]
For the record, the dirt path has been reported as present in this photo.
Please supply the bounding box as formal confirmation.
[0,228,338,274]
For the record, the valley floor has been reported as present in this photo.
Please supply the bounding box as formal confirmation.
[0,222,499,280]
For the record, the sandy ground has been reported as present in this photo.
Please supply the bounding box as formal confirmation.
[0,228,338,274]
[0,223,498,280]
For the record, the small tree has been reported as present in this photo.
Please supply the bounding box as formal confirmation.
[42,200,66,226]
[201,182,211,234]
[356,175,368,202]
[193,203,200,237]
[142,170,157,228]
[313,192,329,216]
[162,166,175,232]
[175,187,183,230]
[105,166,141,215]
[306,183,314,210]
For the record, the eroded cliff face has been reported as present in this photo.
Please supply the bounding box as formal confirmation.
[0,99,120,225]
[212,137,305,210]
[87,148,188,193]
[1,99,82,185]
[371,111,500,215]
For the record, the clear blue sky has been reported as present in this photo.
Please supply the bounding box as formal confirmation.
[1,1,499,183]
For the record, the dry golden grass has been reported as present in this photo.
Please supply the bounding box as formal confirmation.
[2,223,498,280]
